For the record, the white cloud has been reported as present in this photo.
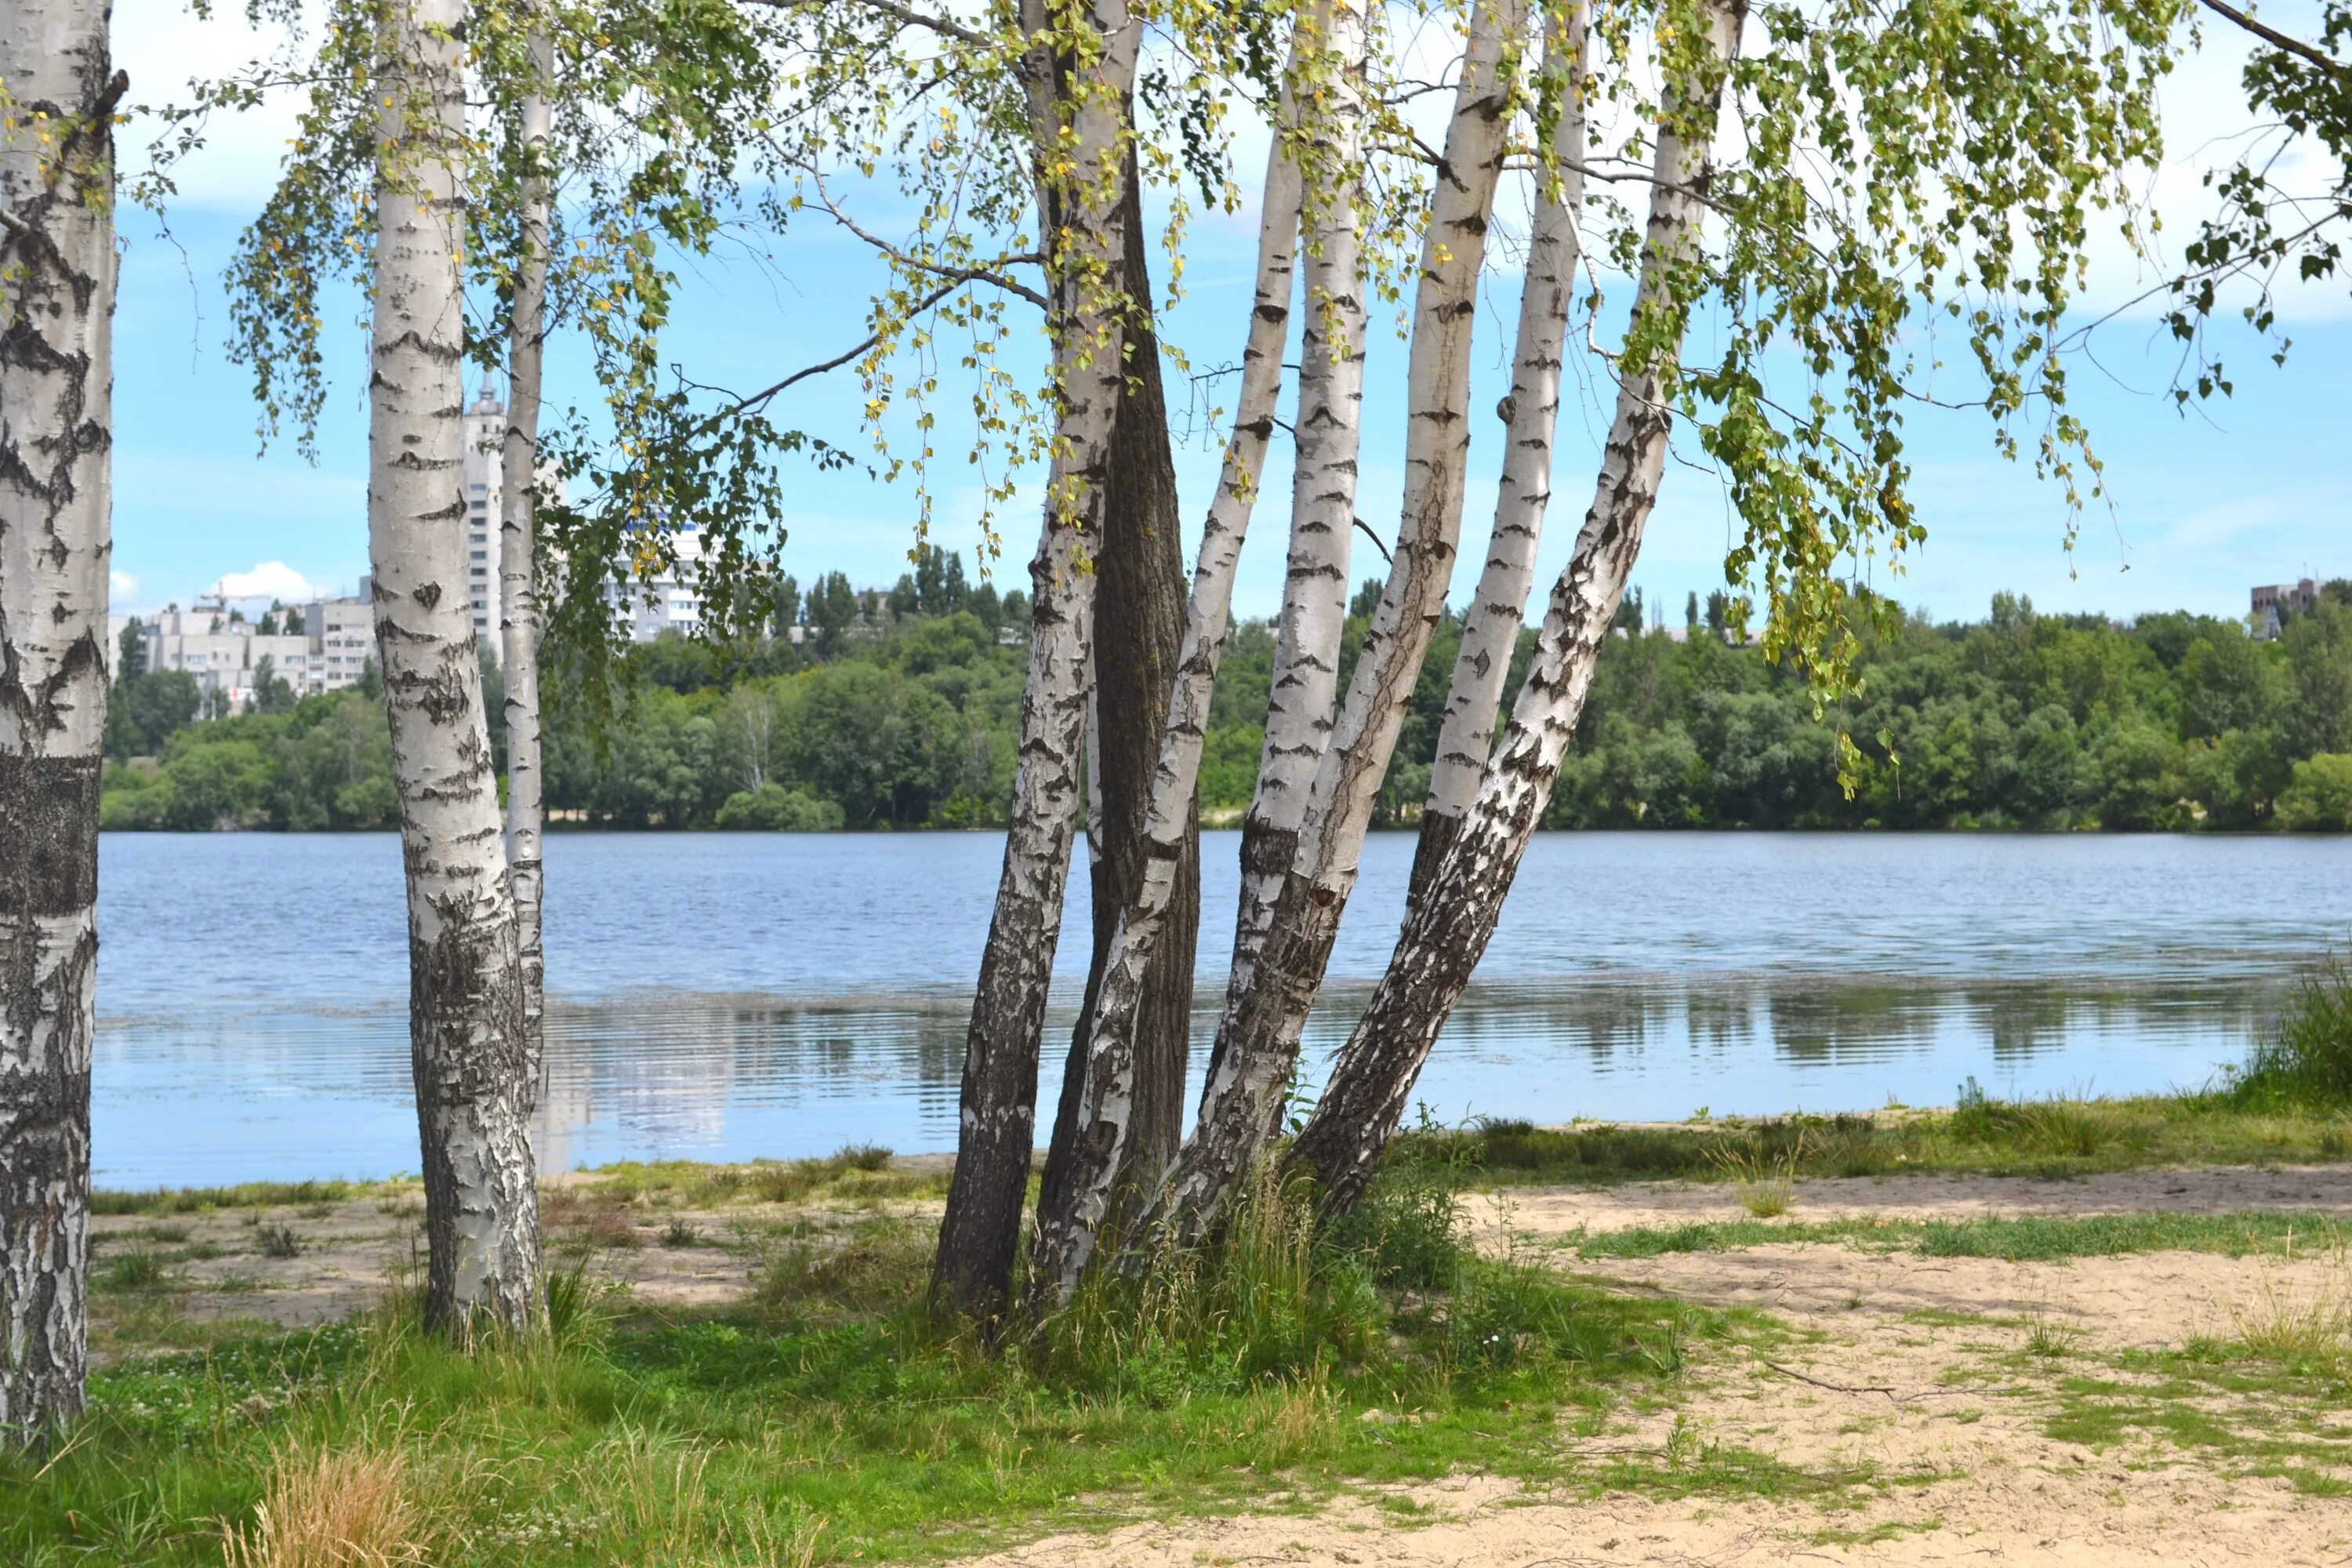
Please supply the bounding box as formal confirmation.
[210,561,321,602]
[117,0,320,209]
[110,571,141,600]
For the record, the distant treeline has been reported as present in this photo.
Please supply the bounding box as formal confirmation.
[100,568,2352,833]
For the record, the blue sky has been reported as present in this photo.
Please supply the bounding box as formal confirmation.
[110,2,2350,628]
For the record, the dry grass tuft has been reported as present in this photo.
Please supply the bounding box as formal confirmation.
[221,1446,426,1568]
[2229,1252,2352,1374]
[1709,1134,1801,1218]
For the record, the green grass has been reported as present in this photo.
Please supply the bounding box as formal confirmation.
[2227,958,2352,1112]
[5,1177,1804,1567]
[1399,1090,2352,1188]
[1564,1210,2352,1263]
[2031,1338,2352,1497]
[561,1148,948,1210]
[93,1178,390,1217]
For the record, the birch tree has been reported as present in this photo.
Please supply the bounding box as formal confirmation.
[367,0,543,1334]
[499,20,554,1053]
[1025,8,1321,1305]
[1035,146,1202,1253]
[929,0,1147,1328]
[1294,0,1740,1209]
[1226,0,1370,1016]
[0,0,118,1439]
[1292,0,2186,1209]
[1137,0,1532,1250]
[1411,0,1586,893]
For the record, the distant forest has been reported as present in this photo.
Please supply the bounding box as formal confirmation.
[101,564,2352,833]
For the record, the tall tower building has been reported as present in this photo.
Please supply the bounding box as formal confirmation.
[462,386,506,647]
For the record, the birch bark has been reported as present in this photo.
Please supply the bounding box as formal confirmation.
[1411,0,1587,895]
[1142,0,1532,1250]
[1290,0,1747,1214]
[929,0,1143,1328]
[1036,147,1200,1266]
[1226,0,1369,1022]
[369,0,543,1334]
[501,25,554,1065]
[1022,41,1310,1308]
[0,0,115,1440]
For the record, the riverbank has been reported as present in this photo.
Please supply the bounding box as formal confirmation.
[15,1108,2352,1566]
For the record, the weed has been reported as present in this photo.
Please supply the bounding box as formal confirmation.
[1709,1134,1801,1218]
[221,1444,425,1568]
[256,1224,303,1260]
[2015,1095,2117,1159]
[544,1258,612,1352]
[100,1250,169,1293]
[834,1144,893,1172]
[2227,1258,2352,1376]
[1575,1211,2352,1264]
[750,1218,931,1323]
[662,1218,703,1248]
[2230,957,2352,1109]
[93,1179,372,1217]
[2022,1308,2081,1359]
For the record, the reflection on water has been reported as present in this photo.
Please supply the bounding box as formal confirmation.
[97,975,2286,1187]
[92,831,2350,1186]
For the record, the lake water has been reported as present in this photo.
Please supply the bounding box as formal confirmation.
[94,832,2352,1188]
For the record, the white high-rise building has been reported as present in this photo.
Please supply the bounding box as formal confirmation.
[462,383,572,657]
[463,386,506,646]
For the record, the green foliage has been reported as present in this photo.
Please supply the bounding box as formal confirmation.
[2229,960,2352,1110]
[101,688,397,832]
[713,783,845,832]
[1537,593,2351,830]
[107,661,201,760]
[546,608,1021,829]
[2162,3,2352,403]
[2279,754,2352,831]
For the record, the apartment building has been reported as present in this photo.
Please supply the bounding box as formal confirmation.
[142,588,376,709]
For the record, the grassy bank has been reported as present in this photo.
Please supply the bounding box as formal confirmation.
[8,1169,1768,1567]
[1393,1086,2352,1189]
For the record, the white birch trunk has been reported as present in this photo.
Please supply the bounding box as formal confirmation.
[1228,0,1371,1013]
[501,26,554,1067]
[1022,38,1312,1308]
[1142,0,1532,1250]
[0,0,115,1439]
[930,0,1143,1327]
[1414,0,1588,886]
[370,0,542,1334]
[1291,0,1747,1214]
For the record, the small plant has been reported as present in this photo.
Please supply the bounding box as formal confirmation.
[834,1143,894,1172]
[256,1223,303,1260]
[222,1446,426,1568]
[1710,1132,1802,1218]
[2016,1094,2115,1159]
[2022,1307,2080,1359]
[751,1218,931,1323]
[2227,1258,2352,1375]
[544,1258,611,1350]
[2231,958,2352,1110]
[139,1222,192,1244]
[661,1218,702,1248]
[100,1249,169,1293]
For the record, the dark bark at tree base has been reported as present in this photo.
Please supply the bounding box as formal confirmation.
[1040,151,1200,1240]
[1403,808,1463,908]
[0,756,98,1440]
